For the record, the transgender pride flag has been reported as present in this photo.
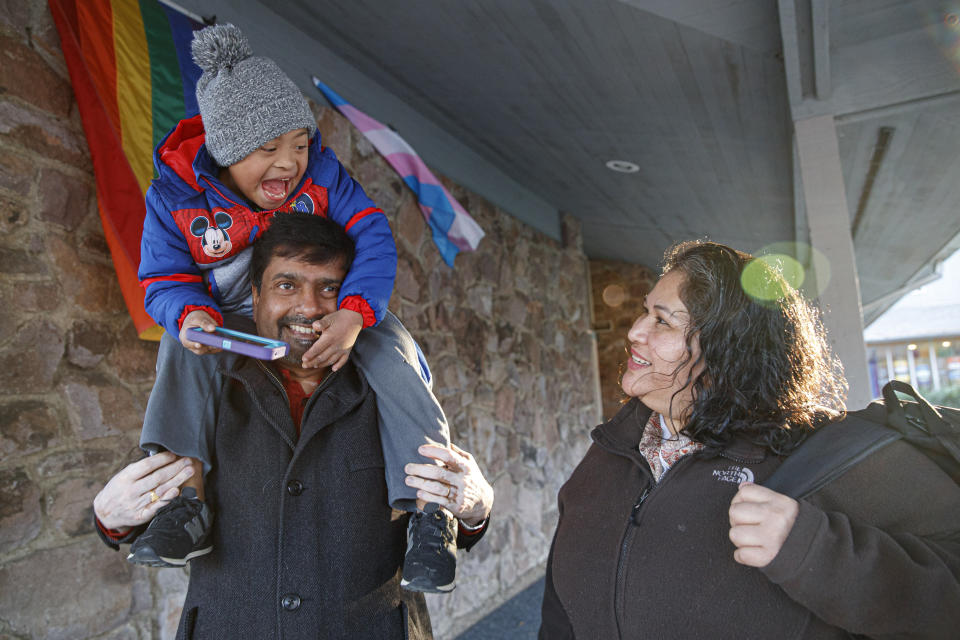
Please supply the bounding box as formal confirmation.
[312,77,485,266]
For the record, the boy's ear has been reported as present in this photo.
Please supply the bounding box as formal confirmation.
[251,283,260,309]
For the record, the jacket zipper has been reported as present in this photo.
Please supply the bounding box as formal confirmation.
[612,455,695,638]
[613,483,650,639]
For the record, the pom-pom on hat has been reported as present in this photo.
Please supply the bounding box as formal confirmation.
[191,23,316,167]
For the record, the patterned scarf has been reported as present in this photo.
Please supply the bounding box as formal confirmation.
[638,412,704,482]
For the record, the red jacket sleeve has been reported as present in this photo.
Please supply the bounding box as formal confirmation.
[312,143,396,327]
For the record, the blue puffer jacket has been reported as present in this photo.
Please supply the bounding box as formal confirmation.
[139,114,396,334]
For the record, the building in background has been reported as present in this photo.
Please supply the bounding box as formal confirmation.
[864,248,960,399]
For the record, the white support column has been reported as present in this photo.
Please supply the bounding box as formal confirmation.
[907,346,918,388]
[928,342,942,390]
[885,347,895,384]
[794,115,872,408]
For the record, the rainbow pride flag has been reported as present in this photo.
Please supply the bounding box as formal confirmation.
[49,0,202,339]
[313,77,485,266]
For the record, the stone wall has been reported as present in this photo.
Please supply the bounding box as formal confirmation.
[589,259,657,420]
[0,2,599,638]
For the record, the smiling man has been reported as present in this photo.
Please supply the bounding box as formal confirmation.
[250,211,353,368]
[246,212,356,423]
[93,213,493,638]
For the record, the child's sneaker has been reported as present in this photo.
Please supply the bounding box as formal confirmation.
[400,502,457,592]
[127,487,213,567]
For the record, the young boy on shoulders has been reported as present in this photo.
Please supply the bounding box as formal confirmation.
[116,23,484,593]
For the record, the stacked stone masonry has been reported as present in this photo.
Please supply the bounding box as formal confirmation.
[0,2,600,638]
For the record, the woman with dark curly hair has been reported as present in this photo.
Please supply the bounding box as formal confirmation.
[539,240,960,639]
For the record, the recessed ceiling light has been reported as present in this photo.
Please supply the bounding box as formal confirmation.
[606,160,639,173]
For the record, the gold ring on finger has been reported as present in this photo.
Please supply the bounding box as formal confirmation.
[149,490,159,503]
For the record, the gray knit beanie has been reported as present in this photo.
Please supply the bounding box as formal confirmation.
[191,23,317,167]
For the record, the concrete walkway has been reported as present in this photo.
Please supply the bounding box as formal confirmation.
[455,577,545,639]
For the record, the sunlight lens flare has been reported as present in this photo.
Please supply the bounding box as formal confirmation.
[741,242,832,302]
[926,7,960,72]
[741,254,804,302]
[602,283,626,307]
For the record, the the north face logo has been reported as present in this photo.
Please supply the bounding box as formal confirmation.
[713,465,754,484]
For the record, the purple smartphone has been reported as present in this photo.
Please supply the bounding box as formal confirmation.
[187,327,289,360]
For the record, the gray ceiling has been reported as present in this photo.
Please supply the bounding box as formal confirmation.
[185,0,960,320]
[829,1,960,320]
[273,0,797,266]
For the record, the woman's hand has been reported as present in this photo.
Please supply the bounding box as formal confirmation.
[728,482,799,567]
[404,443,494,526]
[93,452,196,531]
[178,309,221,355]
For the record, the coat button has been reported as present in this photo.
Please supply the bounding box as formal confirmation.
[287,480,303,496]
[281,593,301,610]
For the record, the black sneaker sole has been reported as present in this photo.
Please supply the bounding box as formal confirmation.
[127,544,213,568]
[400,576,456,593]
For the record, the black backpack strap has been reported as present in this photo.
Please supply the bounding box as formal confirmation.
[763,413,903,499]
[883,380,952,436]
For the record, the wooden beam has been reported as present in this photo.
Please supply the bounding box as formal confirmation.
[851,126,894,239]
[777,0,804,108]
[835,89,960,124]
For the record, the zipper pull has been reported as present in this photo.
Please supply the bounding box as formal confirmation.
[630,487,650,525]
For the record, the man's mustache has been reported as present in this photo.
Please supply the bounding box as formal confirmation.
[279,314,325,327]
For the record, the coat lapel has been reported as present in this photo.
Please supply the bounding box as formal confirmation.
[219,358,298,449]
[298,361,369,444]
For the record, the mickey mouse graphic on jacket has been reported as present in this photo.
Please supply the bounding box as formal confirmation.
[190,211,233,259]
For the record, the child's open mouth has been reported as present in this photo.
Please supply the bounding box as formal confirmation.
[261,178,290,202]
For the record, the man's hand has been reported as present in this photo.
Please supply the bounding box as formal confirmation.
[303,309,363,371]
[93,452,197,531]
[728,482,799,567]
[179,309,221,355]
[405,443,494,526]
